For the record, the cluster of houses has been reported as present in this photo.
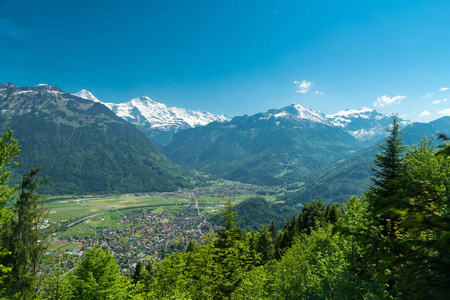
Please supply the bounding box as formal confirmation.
[60,205,214,272]
[50,184,274,272]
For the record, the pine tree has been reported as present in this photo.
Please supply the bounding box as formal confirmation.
[185,240,197,252]
[3,166,49,298]
[297,200,325,234]
[324,204,339,224]
[269,220,277,241]
[366,115,404,216]
[215,200,242,249]
[256,224,274,263]
[132,260,142,285]
[363,115,405,296]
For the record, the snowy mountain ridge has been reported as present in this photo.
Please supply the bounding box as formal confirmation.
[103,96,230,130]
[327,107,412,142]
[73,89,101,103]
[72,89,410,145]
[73,90,230,145]
[260,104,411,143]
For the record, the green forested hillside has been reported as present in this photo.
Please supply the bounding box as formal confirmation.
[0,83,192,194]
[209,197,300,231]
[164,106,362,186]
[284,116,450,205]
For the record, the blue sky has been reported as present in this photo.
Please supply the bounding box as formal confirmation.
[1,0,450,121]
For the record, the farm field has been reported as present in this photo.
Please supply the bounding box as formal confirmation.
[45,181,279,270]
[47,180,276,222]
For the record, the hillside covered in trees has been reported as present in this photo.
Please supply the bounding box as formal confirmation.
[0,83,193,195]
[0,117,449,299]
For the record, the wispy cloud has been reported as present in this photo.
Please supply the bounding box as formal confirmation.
[438,108,450,116]
[314,91,323,95]
[419,111,431,117]
[0,18,30,41]
[374,95,406,107]
[432,98,448,105]
[439,87,449,91]
[423,92,435,98]
[294,80,313,94]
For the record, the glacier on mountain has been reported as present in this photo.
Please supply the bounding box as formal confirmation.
[73,90,230,145]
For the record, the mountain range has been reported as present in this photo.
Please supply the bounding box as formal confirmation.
[2,82,447,203]
[0,83,192,194]
[74,89,405,147]
[74,90,230,146]
[327,107,412,145]
[163,103,367,185]
[283,116,450,205]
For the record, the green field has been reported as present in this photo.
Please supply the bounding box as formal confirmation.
[47,182,279,226]
[57,243,82,252]
[48,241,67,251]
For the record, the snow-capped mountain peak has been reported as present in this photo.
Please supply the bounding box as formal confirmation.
[327,107,389,127]
[73,89,101,102]
[290,103,330,123]
[327,107,373,119]
[73,90,230,145]
[326,107,411,142]
[104,96,229,130]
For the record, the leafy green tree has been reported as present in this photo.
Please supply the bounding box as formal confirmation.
[71,246,126,300]
[237,219,388,299]
[297,199,326,234]
[275,215,297,259]
[37,253,75,300]
[389,139,450,298]
[436,132,450,156]
[0,129,21,276]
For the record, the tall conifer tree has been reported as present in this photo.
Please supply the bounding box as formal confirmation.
[366,115,404,217]
[4,167,49,298]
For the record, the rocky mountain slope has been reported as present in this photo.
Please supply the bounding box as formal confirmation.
[0,83,192,194]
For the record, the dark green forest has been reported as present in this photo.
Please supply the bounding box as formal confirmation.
[0,83,194,195]
[163,107,362,186]
[0,116,449,299]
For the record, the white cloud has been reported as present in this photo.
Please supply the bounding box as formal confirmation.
[419,111,431,117]
[432,98,448,105]
[423,92,435,98]
[438,108,450,116]
[314,91,323,95]
[373,95,406,107]
[439,87,449,91]
[294,80,313,94]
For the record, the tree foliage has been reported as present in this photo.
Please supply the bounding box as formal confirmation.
[71,246,127,300]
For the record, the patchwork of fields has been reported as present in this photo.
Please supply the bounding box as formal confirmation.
[46,181,277,271]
